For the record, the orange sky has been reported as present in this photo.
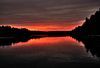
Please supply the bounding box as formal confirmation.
[7,20,84,31]
[0,0,99,31]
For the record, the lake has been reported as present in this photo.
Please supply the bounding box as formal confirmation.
[0,36,100,67]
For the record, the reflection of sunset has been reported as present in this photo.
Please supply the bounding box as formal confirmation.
[12,36,83,47]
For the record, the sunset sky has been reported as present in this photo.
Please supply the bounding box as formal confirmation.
[0,0,100,31]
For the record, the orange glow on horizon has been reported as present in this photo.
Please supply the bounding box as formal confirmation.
[2,20,84,31]
[12,25,77,31]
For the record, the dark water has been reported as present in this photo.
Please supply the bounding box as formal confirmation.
[0,36,100,67]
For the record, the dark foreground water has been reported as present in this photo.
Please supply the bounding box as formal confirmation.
[0,36,100,68]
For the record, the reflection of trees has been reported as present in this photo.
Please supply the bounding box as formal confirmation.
[0,26,68,46]
[72,36,100,57]
[82,37,100,57]
[0,26,46,46]
[69,9,100,57]
[0,36,45,47]
[0,26,32,46]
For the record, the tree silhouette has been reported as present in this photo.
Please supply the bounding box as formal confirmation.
[71,9,100,36]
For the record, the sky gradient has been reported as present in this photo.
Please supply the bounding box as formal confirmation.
[0,0,100,31]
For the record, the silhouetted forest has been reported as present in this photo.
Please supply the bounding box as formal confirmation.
[0,26,69,46]
[0,26,33,38]
[2,8,100,38]
[71,9,100,36]
[0,26,69,37]
[1,9,100,57]
[70,8,100,57]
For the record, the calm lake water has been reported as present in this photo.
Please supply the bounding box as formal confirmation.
[0,36,100,67]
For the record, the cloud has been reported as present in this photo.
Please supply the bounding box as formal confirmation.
[0,0,100,27]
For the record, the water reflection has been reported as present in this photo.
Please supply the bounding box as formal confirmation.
[72,36,100,57]
[0,36,100,58]
[13,36,81,47]
[0,36,43,47]
[0,36,100,66]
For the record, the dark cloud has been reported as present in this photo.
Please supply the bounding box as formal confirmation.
[0,0,100,26]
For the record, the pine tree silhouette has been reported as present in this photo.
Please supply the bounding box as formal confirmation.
[71,8,100,36]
